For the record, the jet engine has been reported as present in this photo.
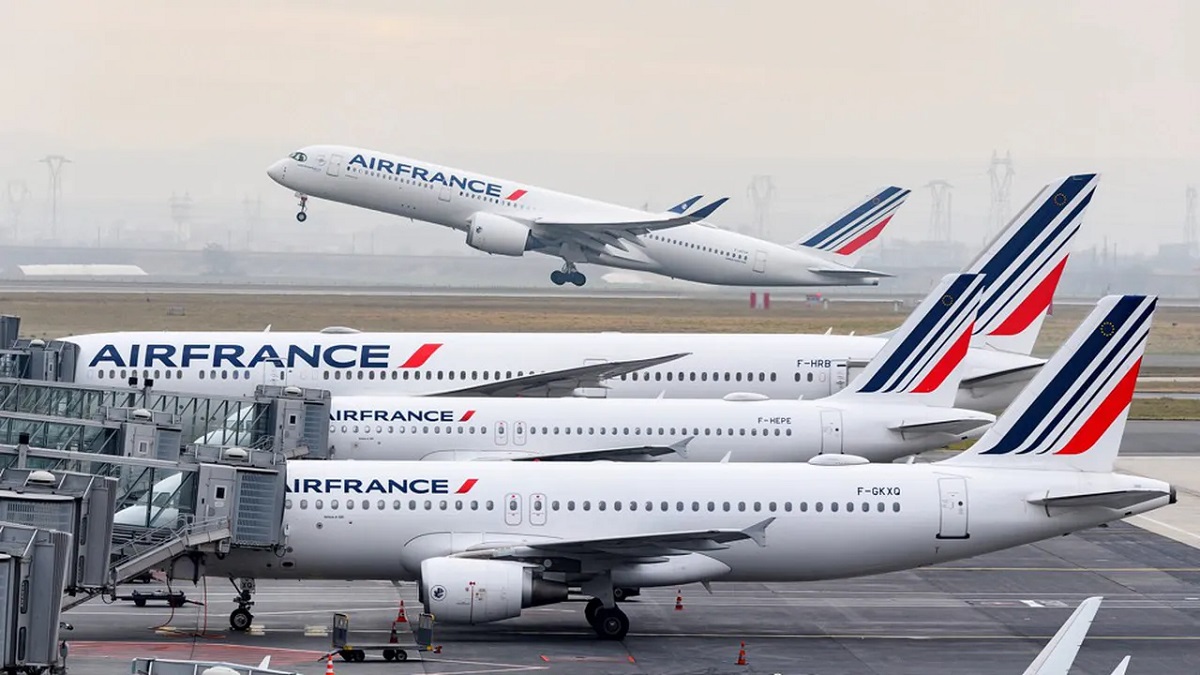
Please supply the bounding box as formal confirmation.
[420,557,567,624]
[465,213,532,256]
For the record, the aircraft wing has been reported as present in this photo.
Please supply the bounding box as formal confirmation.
[1021,596,1103,675]
[509,437,693,462]
[460,517,775,560]
[429,353,689,397]
[530,197,728,234]
[807,267,893,278]
[888,418,994,437]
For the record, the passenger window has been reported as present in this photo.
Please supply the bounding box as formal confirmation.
[893,502,901,512]
[707,501,715,512]
[785,502,793,512]
[769,501,777,512]
[315,499,323,509]
[393,500,401,510]
[598,501,607,511]
[567,500,576,511]
[582,501,591,511]
[331,499,339,510]
[815,502,824,512]
[613,501,622,511]
[800,502,808,512]
[346,500,354,510]
[831,502,839,512]
[300,499,308,509]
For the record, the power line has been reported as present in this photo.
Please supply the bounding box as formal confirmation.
[5,180,30,241]
[746,175,776,240]
[987,150,1015,243]
[38,155,71,240]
[923,180,953,241]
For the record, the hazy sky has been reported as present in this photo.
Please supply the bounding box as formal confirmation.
[1,1,1197,252]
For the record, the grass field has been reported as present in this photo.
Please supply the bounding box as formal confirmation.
[4,292,1200,356]
[1130,398,1200,420]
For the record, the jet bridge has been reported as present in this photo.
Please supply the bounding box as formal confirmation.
[0,522,72,675]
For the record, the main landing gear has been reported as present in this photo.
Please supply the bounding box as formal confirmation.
[295,192,308,222]
[551,262,586,287]
[584,598,630,640]
[228,577,256,632]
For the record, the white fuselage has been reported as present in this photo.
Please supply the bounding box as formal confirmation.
[208,460,1170,584]
[323,395,994,462]
[64,331,1042,413]
[267,144,873,287]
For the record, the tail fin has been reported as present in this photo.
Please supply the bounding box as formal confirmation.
[944,295,1155,472]
[794,186,910,265]
[666,195,703,214]
[832,273,984,407]
[968,173,1100,355]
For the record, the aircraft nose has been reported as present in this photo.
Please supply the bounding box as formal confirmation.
[266,159,287,184]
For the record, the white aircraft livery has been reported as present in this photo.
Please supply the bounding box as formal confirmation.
[62,174,1097,413]
[265,145,907,287]
[203,294,1173,639]
[325,273,995,462]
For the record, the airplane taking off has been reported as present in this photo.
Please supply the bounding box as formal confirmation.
[265,145,907,287]
[326,273,994,462]
[201,294,1173,639]
[63,173,1096,413]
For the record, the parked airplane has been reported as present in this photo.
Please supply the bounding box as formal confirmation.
[197,294,1171,638]
[62,173,1096,413]
[266,145,907,287]
[325,273,993,462]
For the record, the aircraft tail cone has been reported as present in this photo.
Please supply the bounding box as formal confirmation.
[325,654,335,675]
[735,642,747,666]
[674,590,683,611]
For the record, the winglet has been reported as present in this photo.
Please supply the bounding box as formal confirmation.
[667,195,704,214]
[1109,656,1131,675]
[686,197,729,220]
[742,517,776,547]
[257,656,272,669]
[670,436,694,459]
[719,451,732,463]
[1021,596,1103,675]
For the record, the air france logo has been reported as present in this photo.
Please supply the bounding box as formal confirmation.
[287,477,479,494]
[86,342,444,370]
[349,155,518,200]
[333,409,476,423]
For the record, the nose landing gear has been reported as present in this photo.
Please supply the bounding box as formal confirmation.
[551,262,586,287]
[228,577,256,632]
[295,193,308,222]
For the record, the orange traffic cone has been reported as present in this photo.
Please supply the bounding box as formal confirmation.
[674,590,683,611]
[396,599,408,624]
[325,653,335,674]
[735,641,747,666]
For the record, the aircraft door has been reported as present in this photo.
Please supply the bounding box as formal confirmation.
[438,186,451,202]
[504,493,522,526]
[575,359,609,398]
[819,409,843,454]
[937,477,969,539]
[327,154,343,177]
[753,250,767,273]
[513,421,527,446]
[529,493,547,526]
[830,360,849,394]
[494,420,509,446]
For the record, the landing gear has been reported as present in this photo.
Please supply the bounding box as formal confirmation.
[295,192,308,222]
[550,262,586,287]
[613,586,640,602]
[590,606,630,640]
[228,577,256,632]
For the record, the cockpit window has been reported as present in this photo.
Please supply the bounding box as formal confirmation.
[289,152,308,162]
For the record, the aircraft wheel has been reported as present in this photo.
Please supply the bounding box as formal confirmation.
[550,270,566,285]
[592,607,629,640]
[584,597,604,626]
[229,608,253,632]
[570,272,586,287]
[296,211,307,222]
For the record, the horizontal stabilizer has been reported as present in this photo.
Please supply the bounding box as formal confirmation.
[888,417,995,437]
[1027,488,1174,510]
[510,437,692,462]
[959,362,1045,390]
[807,267,894,278]
[432,352,689,397]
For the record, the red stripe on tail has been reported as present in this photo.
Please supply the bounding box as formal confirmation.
[989,257,1068,336]
[1056,357,1142,455]
[833,215,892,255]
[397,343,443,368]
[911,325,973,394]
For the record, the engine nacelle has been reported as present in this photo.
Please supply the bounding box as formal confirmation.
[465,213,532,256]
[420,557,567,624]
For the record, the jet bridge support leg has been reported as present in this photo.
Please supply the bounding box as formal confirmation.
[580,572,629,640]
[228,576,257,632]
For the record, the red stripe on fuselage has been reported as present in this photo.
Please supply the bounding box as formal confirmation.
[505,189,527,201]
[397,343,443,368]
[1055,358,1142,455]
[455,478,479,494]
[833,215,892,255]
[989,256,1069,336]
[459,410,475,422]
[911,325,973,394]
